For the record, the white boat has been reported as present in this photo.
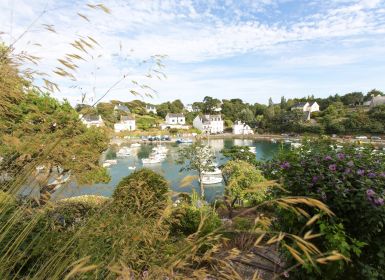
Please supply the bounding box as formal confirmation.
[291,142,302,149]
[284,139,292,144]
[142,156,162,164]
[176,138,193,144]
[128,166,136,170]
[200,176,223,185]
[202,167,222,176]
[131,143,141,148]
[153,145,168,153]
[104,159,118,164]
[102,162,111,167]
[249,147,257,154]
[117,147,131,157]
[271,138,277,143]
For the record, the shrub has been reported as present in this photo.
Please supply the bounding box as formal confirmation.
[170,203,221,236]
[112,169,169,216]
[264,139,385,279]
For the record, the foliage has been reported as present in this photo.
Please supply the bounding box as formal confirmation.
[170,199,221,236]
[222,160,267,218]
[176,143,216,198]
[112,169,169,216]
[221,145,258,166]
[265,139,385,279]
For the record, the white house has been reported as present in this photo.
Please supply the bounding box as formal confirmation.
[232,121,254,135]
[291,101,319,121]
[369,96,385,108]
[146,104,157,114]
[166,113,185,125]
[114,104,130,113]
[184,104,193,112]
[161,113,189,130]
[114,115,136,132]
[80,114,104,128]
[291,101,319,113]
[193,114,224,134]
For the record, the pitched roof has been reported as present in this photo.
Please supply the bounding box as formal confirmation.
[308,101,318,106]
[114,104,130,112]
[121,115,135,121]
[82,115,101,122]
[167,113,184,118]
[201,114,222,123]
[292,102,309,108]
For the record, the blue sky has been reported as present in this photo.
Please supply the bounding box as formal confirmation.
[1,0,385,105]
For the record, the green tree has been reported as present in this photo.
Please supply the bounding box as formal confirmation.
[221,146,258,166]
[222,160,266,218]
[202,96,220,114]
[176,143,216,198]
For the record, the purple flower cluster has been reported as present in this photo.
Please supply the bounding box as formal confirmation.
[337,153,345,160]
[357,169,365,176]
[280,161,290,169]
[366,189,384,207]
[329,164,337,172]
[324,155,332,161]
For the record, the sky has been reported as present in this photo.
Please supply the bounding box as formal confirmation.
[1,0,385,105]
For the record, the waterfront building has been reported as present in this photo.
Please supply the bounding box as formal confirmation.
[80,114,104,128]
[193,114,224,134]
[114,115,136,132]
[232,121,254,135]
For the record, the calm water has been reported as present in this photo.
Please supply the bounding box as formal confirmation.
[55,139,281,202]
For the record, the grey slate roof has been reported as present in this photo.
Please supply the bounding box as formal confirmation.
[121,115,135,121]
[167,113,184,118]
[114,104,130,112]
[82,115,100,122]
[292,102,308,108]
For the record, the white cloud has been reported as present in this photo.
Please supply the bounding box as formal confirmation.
[1,0,385,104]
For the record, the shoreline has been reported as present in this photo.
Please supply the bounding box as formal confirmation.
[111,132,385,148]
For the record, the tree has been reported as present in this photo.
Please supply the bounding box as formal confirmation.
[222,160,266,218]
[0,50,110,202]
[238,108,255,125]
[170,99,184,113]
[176,143,216,198]
[341,92,363,106]
[268,97,273,107]
[221,146,258,166]
[280,96,287,110]
[202,96,220,114]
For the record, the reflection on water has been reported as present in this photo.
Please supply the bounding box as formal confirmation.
[55,139,282,202]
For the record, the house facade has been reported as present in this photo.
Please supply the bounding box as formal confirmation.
[291,101,320,113]
[146,104,157,114]
[193,114,224,134]
[80,114,104,128]
[114,115,136,132]
[369,96,385,108]
[232,121,254,135]
[291,101,320,121]
[161,113,189,130]
[165,113,185,125]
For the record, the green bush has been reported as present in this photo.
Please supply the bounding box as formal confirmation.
[232,217,254,231]
[170,204,221,236]
[112,169,169,216]
[264,140,385,279]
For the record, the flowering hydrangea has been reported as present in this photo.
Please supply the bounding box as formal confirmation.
[337,153,345,160]
[280,161,290,169]
[329,164,337,171]
[357,169,365,176]
[324,155,332,161]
